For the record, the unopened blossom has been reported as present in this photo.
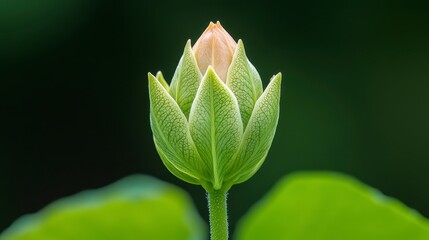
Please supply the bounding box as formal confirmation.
[148,21,282,192]
[192,21,237,82]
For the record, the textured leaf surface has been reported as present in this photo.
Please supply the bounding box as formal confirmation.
[0,175,206,240]
[235,172,429,240]
[149,73,208,184]
[169,40,202,118]
[189,67,243,190]
[226,73,281,184]
[227,40,263,128]
[156,71,169,91]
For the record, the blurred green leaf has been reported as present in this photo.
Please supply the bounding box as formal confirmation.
[235,172,429,240]
[0,175,206,240]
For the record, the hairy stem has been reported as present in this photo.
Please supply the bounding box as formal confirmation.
[208,190,228,240]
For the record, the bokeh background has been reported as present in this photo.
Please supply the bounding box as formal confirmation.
[1,0,428,233]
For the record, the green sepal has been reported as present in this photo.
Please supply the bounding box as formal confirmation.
[225,73,282,185]
[169,40,202,118]
[156,71,169,91]
[148,73,210,185]
[227,40,263,128]
[156,145,200,185]
[189,67,243,190]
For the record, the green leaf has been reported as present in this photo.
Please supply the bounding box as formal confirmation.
[235,172,429,240]
[0,175,207,240]
[189,67,243,191]
[156,71,169,91]
[169,40,202,118]
[225,73,281,185]
[226,40,263,128]
[149,73,210,185]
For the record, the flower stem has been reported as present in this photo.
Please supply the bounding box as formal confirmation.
[208,190,228,240]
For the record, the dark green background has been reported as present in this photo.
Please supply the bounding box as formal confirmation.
[1,0,428,233]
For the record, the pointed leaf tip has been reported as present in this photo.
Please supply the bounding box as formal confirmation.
[227,40,263,128]
[149,71,207,185]
[189,66,243,190]
[225,71,281,185]
[168,40,202,118]
[155,71,170,91]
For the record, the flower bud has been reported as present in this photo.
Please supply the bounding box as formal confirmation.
[149,22,282,192]
[192,21,237,82]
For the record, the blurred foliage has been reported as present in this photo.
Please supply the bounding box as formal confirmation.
[236,172,429,240]
[2,173,428,239]
[0,175,206,240]
[1,0,428,234]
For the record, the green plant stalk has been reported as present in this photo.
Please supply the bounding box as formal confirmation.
[208,190,228,240]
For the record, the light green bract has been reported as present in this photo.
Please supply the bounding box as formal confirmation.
[0,175,206,240]
[149,39,281,192]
